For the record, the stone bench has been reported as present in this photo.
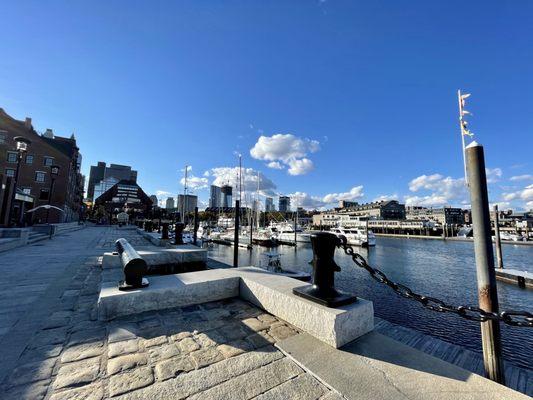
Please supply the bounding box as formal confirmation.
[97,267,373,348]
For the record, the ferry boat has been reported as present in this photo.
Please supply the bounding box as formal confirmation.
[331,226,376,247]
[268,221,312,243]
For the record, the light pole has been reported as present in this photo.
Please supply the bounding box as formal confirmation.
[8,136,31,227]
[46,165,60,224]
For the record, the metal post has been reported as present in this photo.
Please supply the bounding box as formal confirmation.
[233,200,240,267]
[494,204,503,269]
[249,208,253,248]
[294,216,297,247]
[466,142,505,384]
[8,153,22,227]
[46,177,55,224]
[493,205,503,269]
[193,207,199,246]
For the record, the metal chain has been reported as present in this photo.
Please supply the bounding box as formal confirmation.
[337,237,533,327]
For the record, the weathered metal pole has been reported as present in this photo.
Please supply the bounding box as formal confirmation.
[466,142,505,384]
[493,205,504,270]
[233,200,240,267]
[249,208,253,248]
[193,207,199,246]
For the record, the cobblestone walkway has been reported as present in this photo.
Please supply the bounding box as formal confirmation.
[0,227,342,399]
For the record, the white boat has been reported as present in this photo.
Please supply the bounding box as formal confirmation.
[495,232,524,242]
[268,221,312,243]
[331,226,376,247]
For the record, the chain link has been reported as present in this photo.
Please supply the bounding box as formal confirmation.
[337,237,533,327]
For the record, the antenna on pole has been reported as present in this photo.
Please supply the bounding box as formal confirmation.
[458,90,474,186]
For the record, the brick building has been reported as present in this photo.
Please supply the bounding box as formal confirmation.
[0,108,84,225]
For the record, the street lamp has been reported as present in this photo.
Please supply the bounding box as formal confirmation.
[8,136,31,227]
[46,165,60,223]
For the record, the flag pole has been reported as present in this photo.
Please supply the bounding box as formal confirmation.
[458,89,468,186]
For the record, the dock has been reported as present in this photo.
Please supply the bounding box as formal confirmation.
[495,268,533,289]
[374,317,533,396]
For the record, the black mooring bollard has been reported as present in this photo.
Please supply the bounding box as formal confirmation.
[161,222,169,240]
[293,232,357,307]
[144,220,153,232]
[116,238,149,291]
[174,222,185,245]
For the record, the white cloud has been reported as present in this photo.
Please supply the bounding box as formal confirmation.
[485,168,502,183]
[289,192,327,210]
[373,194,399,202]
[203,170,210,177]
[526,201,533,210]
[155,190,173,198]
[510,174,533,181]
[502,184,533,203]
[250,134,320,175]
[210,166,277,197]
[180,175,208,190]
[489,201,511,210]
[406,173,466,207]
[409,174,445,192]
[286,185,365,210]
[288,158,314,175]
[267,161,284,170]
[404,194,449,207]
[322,186,364,203]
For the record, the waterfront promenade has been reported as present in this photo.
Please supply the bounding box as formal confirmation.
[0,227,339,399]
[0,226,531,399]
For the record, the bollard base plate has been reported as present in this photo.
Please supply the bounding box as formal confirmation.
[293,285,357,308]
[118,278,149,291]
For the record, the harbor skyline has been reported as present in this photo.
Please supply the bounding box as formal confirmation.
[2,2,532,210]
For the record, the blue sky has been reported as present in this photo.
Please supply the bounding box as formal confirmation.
[1,1,532,210]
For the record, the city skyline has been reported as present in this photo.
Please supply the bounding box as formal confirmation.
[2,2,532,211]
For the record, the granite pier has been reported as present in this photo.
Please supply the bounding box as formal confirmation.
[0,226,530,399]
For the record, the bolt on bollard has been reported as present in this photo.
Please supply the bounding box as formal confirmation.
[293,232,357,307]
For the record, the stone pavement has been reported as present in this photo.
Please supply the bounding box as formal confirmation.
[0,227,341,399]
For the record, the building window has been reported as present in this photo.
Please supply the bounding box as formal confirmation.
[35,171,46,183]
[39,189,50,200]
[5,168,15,177]
[26,154,34,164]
[44,157,54,166]
[22,187,31,195]
[0,131,6,144]
[7,151,17,163]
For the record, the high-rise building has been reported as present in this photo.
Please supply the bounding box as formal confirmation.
[87,162,137,201]
[149,195,158,207]
[177,194,198,216]
[279,196,291,212]
[165,197,175,209]
[265,197,274,212]
[221,185,233,207]
[93,177,119,200]
[209,185,221,208]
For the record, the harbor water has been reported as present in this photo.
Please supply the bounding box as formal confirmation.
[208,236,533,370]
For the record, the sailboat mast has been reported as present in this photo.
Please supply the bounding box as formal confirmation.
[256,171,260,229]
[182,165,188,223]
